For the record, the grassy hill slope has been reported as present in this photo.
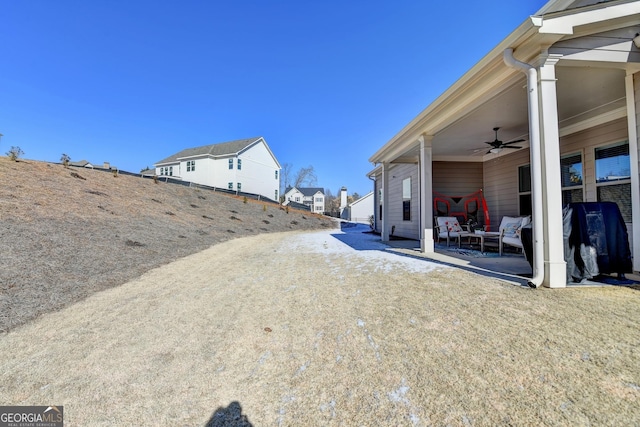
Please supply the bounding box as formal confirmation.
[0,158,336,331]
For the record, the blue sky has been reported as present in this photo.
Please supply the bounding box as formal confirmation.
[1,0,547,197]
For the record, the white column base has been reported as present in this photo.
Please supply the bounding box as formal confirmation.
[544,261,567,288]
[422,229,435,253]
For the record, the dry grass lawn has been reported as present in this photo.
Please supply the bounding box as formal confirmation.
[1,157,639,425]
[1,228,639,426]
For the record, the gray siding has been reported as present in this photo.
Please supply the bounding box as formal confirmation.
[560,117,628,203]
[386,163,419,239]
[482,118,630,231]
[432,161,483,196]
[483,149,529,229]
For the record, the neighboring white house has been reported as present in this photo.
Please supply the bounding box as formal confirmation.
[368,0,640,288]
[343,191,374,225]
[154,137,281,201]
[284,187,325,213]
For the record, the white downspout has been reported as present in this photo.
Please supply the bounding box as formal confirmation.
[504,48,544,288]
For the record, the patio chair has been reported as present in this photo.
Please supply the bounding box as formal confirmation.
[498,216,531,255]
[435,216,467,247]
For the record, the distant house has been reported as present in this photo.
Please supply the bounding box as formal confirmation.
[140,168,156,177]
[69,160,94,168]
[284,186,325,213]
[342,191,374,225]
[154,137,281,201]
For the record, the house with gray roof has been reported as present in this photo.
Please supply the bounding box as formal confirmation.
[283,186,325,213]
[154,137,281,201]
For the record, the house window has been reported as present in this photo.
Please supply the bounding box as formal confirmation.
[159,167,164,176]
[187,160,195,172]
[237,182,242,191]
[518,164,532,216]
[169,166,173,176]
[275,190,278,200]
[561,153,583,205]
[596,142,631,222]
[315,197,322,203]
[275,170,278,179]
[295,197,300,202]
[402,177,411,221]
[237,159,242,170]
[229,159,233,169]
[228,182,233,190]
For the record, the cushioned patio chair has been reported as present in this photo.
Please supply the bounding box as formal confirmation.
[435,216,467,247]
[498,216,531,255]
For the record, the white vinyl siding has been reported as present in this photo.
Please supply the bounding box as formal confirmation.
[155,139,280,201]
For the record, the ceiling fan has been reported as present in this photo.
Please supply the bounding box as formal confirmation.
[483,127,525,154]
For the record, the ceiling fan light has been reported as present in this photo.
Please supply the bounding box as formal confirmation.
[490,147,503,154]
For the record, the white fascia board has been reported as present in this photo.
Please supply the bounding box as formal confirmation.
[538,2,640,35]
[154,160,180,167]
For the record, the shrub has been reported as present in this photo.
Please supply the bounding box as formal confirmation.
[60,153,70,168]
[6,146,24,161]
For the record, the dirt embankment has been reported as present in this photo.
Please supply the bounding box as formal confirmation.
[0,158,336,331]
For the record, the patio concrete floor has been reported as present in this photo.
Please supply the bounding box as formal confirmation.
[382,238,640,289]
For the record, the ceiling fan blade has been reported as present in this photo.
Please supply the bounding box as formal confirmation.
[503,139,525,145]
[484,141,498,146]
[503,145,522,149]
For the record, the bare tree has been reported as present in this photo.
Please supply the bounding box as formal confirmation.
[293,165,317,187]
[324,188,339,217]
[281,163,293,192]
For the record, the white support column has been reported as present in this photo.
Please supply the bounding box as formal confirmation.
[538,53,567,287]
[626,72,640,273]
[419,134,435,252]
[381,162,390,242]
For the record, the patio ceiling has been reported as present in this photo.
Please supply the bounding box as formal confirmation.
[394,63,627,163]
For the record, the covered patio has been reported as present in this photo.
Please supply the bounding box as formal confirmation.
[368,0,640,288]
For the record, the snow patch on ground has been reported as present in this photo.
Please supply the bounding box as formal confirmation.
[283,223,445,274]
